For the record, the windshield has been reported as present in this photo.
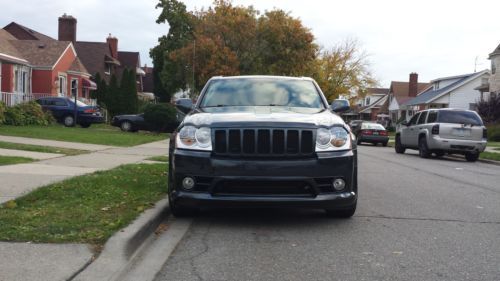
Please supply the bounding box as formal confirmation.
[361,123,385,130]
[200,78,325,109]
[68,99,89,107]
[438,110,483,126]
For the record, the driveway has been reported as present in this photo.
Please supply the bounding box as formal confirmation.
[154,145,500,281]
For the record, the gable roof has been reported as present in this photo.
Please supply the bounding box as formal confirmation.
[68,57,90,75]
[489,43,500,59]
[118,51,139,70]
[358,95,388,114]
[3,22,55,42]
[0,29,28,64]
[389,81,431,103]
[8,40,72,68]
[402,70,489,107]
[366,87,389,95]
[74,41,119,81]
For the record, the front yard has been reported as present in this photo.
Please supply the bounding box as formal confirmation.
[0,163,167,245]
[0,155,34,166]
[0,124,168,147]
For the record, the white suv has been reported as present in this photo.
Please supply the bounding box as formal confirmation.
[395,109,487,162]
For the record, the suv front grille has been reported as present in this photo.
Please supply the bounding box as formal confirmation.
[213,128,314,157]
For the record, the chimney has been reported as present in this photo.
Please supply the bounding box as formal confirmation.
[409,72,418,97]
[58,14,77,43]
[107,34,118,60]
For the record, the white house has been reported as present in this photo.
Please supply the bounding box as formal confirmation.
[401,70,490,113]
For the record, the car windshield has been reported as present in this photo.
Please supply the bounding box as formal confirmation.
[361,123,385,130]
[68,100,89,107]
[200,78,325,109]
[438,110,483,126]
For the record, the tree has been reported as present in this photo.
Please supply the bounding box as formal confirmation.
[256,9,318,76]
[90,72,107,107]
[106,74,122,118]
[313,39,377,102]
[150,0,195,102]
[477,94,500,124]
[120,69,139,114]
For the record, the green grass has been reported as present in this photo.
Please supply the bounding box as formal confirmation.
[0,163,167,245]
[480,152,500,161]
[487,142,500,148]
[147,156,168,162]
[0,155,34,166]
[0,124,168,147]
[0,141,88,156]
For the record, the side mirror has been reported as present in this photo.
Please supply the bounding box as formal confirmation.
[175,98,193,114]
[400,120,408,126]
[330,99,350,113]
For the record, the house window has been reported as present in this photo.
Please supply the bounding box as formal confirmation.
[71,79,78,97]
[365,96,371,106]
[469,103,477,111]
[21,71,28,94]
[59,76,67,96]
[14,69,20,92]
[492,61,496,75]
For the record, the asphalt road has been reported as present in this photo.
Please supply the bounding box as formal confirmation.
[154,145,500,281]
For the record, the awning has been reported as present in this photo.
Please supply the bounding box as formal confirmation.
[82,78,97,90]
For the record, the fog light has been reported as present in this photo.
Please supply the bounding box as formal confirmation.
[332,178,346,191]
[182,177,195,190]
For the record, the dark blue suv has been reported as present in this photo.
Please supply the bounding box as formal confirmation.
[36,97,104,128]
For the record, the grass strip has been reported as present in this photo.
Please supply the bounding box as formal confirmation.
[0,141,88,156]
[0,163,167,245]
[0,155,34,166]
[480,151,500,161]
[0,125,168,147]
[147,156,168,162]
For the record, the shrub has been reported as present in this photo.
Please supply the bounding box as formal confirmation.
[477,94,500,123]
[3,101,52,126]
[487,124,500,142]
[143,103,178,132]
[0,101,6,124]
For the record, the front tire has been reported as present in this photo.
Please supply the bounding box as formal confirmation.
[120,121,133,132]
[465,152,479,162]
[63,115,75,127]
[395,135,405,154]
[418,137,431,158]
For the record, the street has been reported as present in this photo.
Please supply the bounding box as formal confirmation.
[154,145,500,281]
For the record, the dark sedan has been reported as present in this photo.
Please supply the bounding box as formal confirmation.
[111,114,148,132]
[36,97,104,127]
[354,122,389,146]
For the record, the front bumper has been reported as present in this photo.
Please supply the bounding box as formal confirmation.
[428,136,487,153]
[170,149,357,209]
[78,114,105,124]
[358,135,389,143]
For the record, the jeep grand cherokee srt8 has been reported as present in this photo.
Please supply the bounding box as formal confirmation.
[168,76,357,217]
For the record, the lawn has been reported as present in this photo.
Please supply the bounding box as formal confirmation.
[0,124,168,147]
[487,141,500,148]
[0,141,88,156]
[0,163,167,245]
[147,155,168,162]
[480,151,500,162]
[0,155,34,166]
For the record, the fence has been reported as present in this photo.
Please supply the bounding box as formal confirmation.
[1,92,96,107]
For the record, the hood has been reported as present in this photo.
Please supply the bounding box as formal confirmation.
[182,106,346,127]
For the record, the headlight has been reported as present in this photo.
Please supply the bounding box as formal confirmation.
[177,126,212,151]
[316,126,351,151]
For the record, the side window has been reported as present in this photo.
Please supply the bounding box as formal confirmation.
[408,113,420,126]
[427,111,437,123]
[417,111,428,125]
[54,99,67,106]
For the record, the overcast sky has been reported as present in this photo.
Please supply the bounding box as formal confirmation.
[1,0,498,87]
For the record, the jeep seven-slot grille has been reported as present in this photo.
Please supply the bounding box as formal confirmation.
[214,128,314,156]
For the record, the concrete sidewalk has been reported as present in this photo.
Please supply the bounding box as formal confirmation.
[0,138,169,281]
[0,148,64,160]
[0,135,115,151]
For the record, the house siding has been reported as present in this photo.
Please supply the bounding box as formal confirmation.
[1,63,13,92]
[448,77,484,109]
[31,70,52,94]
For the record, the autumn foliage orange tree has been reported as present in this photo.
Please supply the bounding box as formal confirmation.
[152,0,375,101]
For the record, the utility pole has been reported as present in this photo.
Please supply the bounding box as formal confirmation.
[192,40,196,98]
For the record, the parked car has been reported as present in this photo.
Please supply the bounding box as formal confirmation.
[349,119,363,130]
[168,75,358,218]
[36,97,104,128]
[111,113,148,132]
[354,122,389,146]
[395,108,487,162]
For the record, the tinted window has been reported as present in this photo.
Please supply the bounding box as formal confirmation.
[417,111,428,125]
[408,113,420,126]
[437,110,483,126]
[427,111,438,123]
[54,99,67,106]
[201,79,324,109]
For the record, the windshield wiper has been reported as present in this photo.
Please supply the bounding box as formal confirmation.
[202,104,226,108]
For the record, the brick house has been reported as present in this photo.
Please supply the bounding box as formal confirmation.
[354,87,390,121]
[1,22,95,106]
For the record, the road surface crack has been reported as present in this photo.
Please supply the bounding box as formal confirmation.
[357,215,500,225]
[188,221,212,281]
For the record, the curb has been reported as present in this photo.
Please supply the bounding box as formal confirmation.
[72,198,170,281]
[446,154,500,166]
